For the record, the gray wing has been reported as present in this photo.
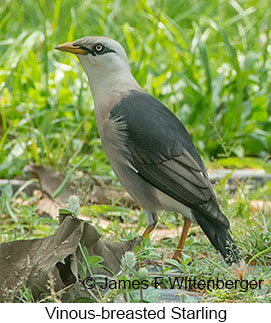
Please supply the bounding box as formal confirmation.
[110,90,229,228]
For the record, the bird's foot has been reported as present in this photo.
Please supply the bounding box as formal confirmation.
[232,259,249,280]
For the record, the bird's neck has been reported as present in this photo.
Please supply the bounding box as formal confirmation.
[77,55,142,108]
[86,70,143,142]
[87,70,142,109]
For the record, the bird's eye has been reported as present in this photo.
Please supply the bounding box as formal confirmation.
[95,44,104,52]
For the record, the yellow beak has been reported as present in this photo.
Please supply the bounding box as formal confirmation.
[55,42,87,55]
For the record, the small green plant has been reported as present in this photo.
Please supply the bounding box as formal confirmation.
[65,194,80,217]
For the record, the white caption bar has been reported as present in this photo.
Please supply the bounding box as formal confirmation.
[1,303,269,322]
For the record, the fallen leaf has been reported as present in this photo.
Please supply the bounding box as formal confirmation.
[24,164,76,205]
[0,214,142,302]
[24,164,138,209]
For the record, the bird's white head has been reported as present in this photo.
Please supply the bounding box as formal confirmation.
[56,36,140,106]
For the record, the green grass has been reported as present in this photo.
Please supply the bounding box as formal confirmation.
[0,0,270,178]
[1,180,271,302]
[0,0,271,303]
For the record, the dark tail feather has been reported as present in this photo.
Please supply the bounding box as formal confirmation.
[193,212,241,265]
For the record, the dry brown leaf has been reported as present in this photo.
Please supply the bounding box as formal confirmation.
[0,214,142,302]
[37,194,61,219]
[24,164,138,209]
[24,164,76,205]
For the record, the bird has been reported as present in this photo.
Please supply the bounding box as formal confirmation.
[55,36,241,265]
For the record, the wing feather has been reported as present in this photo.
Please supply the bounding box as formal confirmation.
[110,90,229,227]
